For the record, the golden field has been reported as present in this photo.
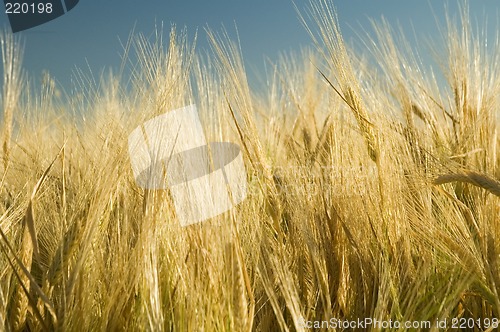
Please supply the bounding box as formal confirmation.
[1,1,500,330]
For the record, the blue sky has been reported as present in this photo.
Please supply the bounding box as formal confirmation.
[0,1,498,93]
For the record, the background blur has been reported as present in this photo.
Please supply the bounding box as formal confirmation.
[0,0,498,92]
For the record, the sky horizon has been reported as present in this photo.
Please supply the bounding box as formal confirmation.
[0,1,499,95]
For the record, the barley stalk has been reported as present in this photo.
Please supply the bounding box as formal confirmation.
[225,242,248,330]
[8,217,32,331]
[433,171,500,197]
[0,30,23,171]
[0,286,5,327]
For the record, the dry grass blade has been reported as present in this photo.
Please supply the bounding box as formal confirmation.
[0,240,49,331]
[0,224,56,330]
[8,213,32,331]
[0,286,5,326]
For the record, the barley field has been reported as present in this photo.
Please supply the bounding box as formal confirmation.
[1,0,500,331]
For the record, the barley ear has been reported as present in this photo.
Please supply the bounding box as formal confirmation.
[226,242,248,330]
[299,0,380,163]
[8,217,33,331]
[0,225,54,331]
[433,171,500,198]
